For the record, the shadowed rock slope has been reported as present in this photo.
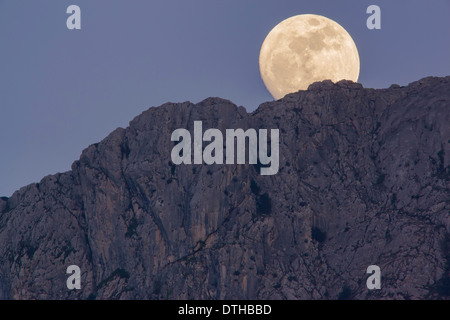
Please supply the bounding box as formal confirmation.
[1,76,449,300]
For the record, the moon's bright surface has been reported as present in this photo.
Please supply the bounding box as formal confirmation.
[259,14,360,100]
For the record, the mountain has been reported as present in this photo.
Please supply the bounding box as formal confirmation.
[0,76,449,300]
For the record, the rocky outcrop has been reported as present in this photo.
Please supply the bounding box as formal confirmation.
[0,76,449,300]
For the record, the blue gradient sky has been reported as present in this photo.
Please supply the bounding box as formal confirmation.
[0,0,449,196]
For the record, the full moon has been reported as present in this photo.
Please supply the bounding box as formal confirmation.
[259,14,360,100]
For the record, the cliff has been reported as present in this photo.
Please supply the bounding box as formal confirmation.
[0,76,449,299]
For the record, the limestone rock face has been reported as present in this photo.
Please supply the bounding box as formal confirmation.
[0,76,449,300]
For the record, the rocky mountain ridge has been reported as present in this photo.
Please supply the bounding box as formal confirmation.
[0,76,449,299]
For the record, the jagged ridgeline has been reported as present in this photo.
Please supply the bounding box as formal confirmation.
[0,77,449,299]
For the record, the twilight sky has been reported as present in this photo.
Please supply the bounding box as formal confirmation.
[0,0,449,196]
